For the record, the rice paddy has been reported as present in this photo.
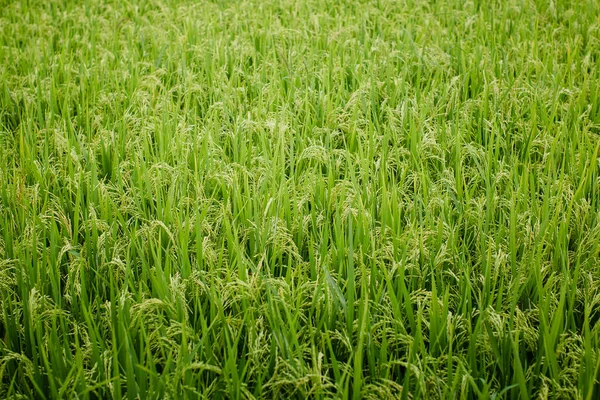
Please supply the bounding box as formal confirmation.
[1,0,600,398]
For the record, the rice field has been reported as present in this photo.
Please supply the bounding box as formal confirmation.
[1,0,600,398]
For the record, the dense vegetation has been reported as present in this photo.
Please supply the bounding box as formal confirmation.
[1,0,600,398]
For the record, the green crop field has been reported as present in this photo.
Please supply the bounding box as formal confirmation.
[1,0,600,398]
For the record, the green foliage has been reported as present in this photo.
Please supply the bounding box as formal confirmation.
[1,0,600,398]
